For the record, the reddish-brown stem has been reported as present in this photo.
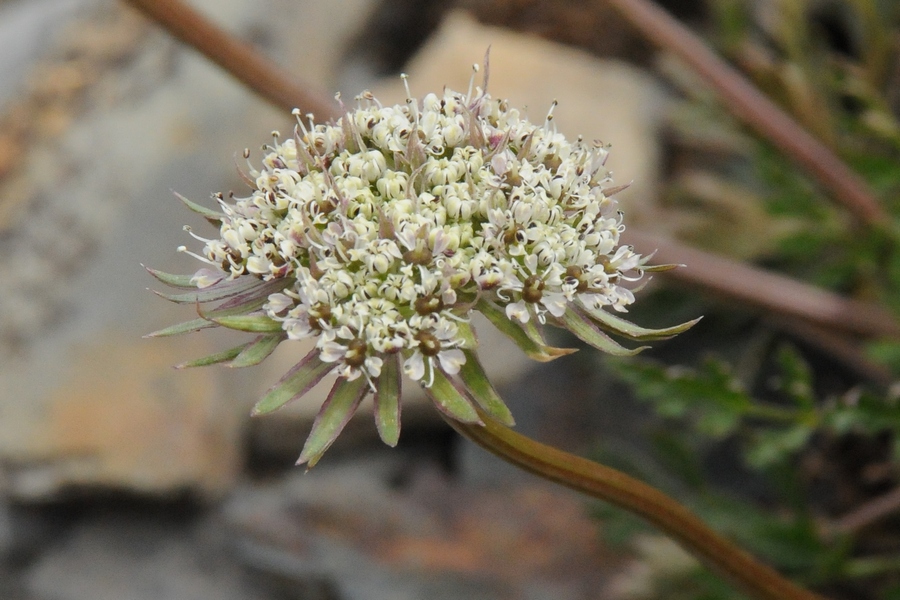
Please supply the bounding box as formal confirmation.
[603,0,888,226]
[448,408,826,600]
[123,0,339,120]
[626,229,900,340]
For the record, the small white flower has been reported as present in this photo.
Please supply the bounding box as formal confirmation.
[402,318,467,387]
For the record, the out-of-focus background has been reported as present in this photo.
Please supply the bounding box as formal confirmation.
[1,0,899,599]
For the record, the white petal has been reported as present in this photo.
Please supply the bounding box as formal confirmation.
[437,349,466,375]
[265,293,293,314]
[490,152,509,176]
[191,268,223,289]
[246,256,270,274]
[505,301,530,323]
[284,319,312,341]
[365,356,383,378]
[541,293,568,317]
[319,341,346,363]
[402,352,426,381]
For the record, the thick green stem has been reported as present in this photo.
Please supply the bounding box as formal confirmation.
[447,406,826,600]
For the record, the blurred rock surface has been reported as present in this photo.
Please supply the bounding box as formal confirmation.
[0,0,376,499]
[225,453,625,600]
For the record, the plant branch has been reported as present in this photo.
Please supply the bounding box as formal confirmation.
[603,0,888,227]
[626,229,900,340]
[122,0,339,120]
[830,485,900,536]
[447,407,825,600]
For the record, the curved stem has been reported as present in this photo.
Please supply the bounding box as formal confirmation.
[447,406,826,600]
[123,0,339,119]
[602,0,887,227]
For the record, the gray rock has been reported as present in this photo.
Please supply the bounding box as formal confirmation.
[0,0,90,110]
[26,512,271,600]
[225,453,621,600]
[0,0,377,499]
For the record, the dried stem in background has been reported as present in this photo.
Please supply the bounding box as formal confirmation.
[831,485,900,536]
[123,0,339,119]
[603,0,889,227]
[627,230,900,340]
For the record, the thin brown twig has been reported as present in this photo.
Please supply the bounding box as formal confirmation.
[831,485,900,536]
[626,229,900,340]
[603,0,888,227]
[122,0,339,120]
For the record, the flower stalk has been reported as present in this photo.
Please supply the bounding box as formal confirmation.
[447,405,825,600]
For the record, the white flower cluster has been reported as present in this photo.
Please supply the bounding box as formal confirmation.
[184,82,644,387]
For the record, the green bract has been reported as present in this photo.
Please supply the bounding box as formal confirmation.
[149,75,697,466]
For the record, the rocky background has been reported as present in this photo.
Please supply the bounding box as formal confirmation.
[0,0,697,598]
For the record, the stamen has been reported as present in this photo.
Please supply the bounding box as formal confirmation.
[176,246,218,267]
[182,225,215,244]
[466,63,479,104]
[544,100,558,130]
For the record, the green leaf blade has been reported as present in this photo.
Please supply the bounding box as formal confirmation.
[144,317,217,338]
[477,299,576,362]
[252,349,334,415]
[175,343,248,368]
[144,266,201,288]
[229,334,284,368]
[580,301,702,341]
[374,354,402,446]
[424,369,482,424]
[176,191,225,223]
[560,307,647,356]
[212,314,283,333]
[297,376,369,467]
[152,276,264,304]
[459,349,515,426]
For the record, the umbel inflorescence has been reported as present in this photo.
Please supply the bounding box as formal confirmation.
[148,69,697,466]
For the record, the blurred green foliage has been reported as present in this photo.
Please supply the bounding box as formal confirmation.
[599,0,900,598]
